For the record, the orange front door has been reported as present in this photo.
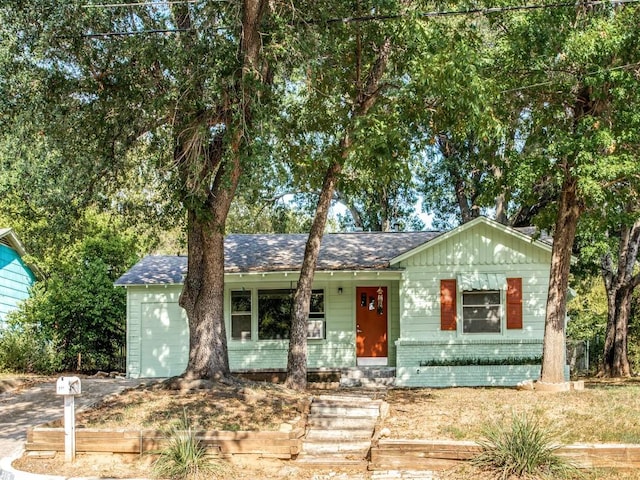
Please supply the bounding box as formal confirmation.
[356,286,388,358]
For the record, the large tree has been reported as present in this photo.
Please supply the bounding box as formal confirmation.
[1,0,286,383]
[282,1,418,389]
[600,217,640,377]
[492,2,640,384]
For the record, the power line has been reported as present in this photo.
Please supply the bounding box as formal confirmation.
[82,28,190,38]
[83,0,198,7]
[318,0,640,24]
[501,62,640,94]
[79,0,640,38]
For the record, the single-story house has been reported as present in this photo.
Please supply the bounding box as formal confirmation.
[0,228,38,326]
[116,216,567,387]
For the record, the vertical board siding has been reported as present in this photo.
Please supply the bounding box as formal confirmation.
[396,223,553,387]
[0,244,36,324]
[140,302,188,378]
[410,223,546,267]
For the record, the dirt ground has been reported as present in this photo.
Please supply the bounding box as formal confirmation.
[9,377,640,479]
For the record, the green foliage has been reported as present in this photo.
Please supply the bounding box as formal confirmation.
[226,195,313,234]
[473,413,578,479]
[419,357,542,367]
[0,315,60,374]
[153,411,220,480]
[5,214,139,373]
[567,277,608,342]
[568,274,640,373]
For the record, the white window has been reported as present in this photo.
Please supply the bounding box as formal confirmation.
[231,291,252,340]
[232,289,325,341]
[462,290,501,334]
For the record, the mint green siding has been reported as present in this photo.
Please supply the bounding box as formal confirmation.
[125,275,401,378]
[124,219,559,385]
[395,222,555,387]
[0,244,36,324]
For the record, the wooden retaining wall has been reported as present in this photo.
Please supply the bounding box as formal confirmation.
[26,427,305,459]
[371,439,640,470]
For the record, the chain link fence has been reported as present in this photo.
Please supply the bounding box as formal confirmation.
[567,337,605,376]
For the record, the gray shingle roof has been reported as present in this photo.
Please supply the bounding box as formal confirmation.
[115,231,441,286]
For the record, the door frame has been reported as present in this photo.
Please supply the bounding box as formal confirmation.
[355,286,389,366]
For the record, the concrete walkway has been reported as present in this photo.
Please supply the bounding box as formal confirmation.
[0,377,149,458]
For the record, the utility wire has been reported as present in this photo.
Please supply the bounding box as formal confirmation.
[319,0,640,24]
[83,0,198,7]
[83,28,190,37]
[500,62,640,93]
[80,0,640,38]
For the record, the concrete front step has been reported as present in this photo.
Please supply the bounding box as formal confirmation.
[300,394,381,462]
[306,428,373,442]
[308,416,378,430]
[310,405,381,417]
[340,377,396,388]
[313,395,380,406]
[295,454,369,470]
[339,368,397,388]
[341,367,396,378]
[302,440,372,455]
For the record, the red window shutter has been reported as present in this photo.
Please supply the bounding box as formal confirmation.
[506,277,523,329]
[440,279,457,331]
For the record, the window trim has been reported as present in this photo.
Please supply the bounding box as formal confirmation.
[230,290,252,341]
[229,288,326,342]
[460,289,503,335]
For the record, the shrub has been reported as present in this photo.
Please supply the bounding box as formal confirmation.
[0,321,60,373]
[419,356,542,367]
[152,412,221,480]
[473,413,578,479]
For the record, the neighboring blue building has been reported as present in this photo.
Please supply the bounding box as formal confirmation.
[0,228,37,325]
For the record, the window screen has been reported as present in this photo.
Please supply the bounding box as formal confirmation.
[462,290,501,333]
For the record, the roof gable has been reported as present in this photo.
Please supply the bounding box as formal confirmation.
[0,228,28,257]
[0,228,40,279]
[390,216,552,266]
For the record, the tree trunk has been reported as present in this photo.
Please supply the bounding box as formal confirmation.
[600,219,640,377]
[601,286,632,377]
[179,209,230,380]
[285,160,343,390]
[285,36,393,391]
[174,0,267,383]
[540,173,582,384]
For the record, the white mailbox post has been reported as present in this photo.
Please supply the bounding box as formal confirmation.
[56,376,81,462]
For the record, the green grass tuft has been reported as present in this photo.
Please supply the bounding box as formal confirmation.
[473,412,580,479]
[152,410,221,480]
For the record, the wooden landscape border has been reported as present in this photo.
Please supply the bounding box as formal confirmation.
[370,439,640,470]
[26,427,305,459]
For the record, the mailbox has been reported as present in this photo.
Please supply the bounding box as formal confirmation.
[56,376,81,395]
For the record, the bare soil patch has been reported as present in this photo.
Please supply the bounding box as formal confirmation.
[12,378,640,479]
[383,382,640,444]
[0,374,53,394]
[45,380,307,431]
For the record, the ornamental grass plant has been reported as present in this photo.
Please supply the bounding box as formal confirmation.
[152,410,223,480]
[472,412,580,479]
